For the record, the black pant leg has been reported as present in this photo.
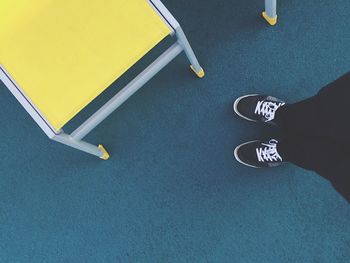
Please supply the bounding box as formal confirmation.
[275,71,350,141]
[277,136,345,179]
[273,71,350,202]
[277,136,350,202]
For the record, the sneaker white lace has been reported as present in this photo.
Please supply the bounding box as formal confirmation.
[254,100,285,122]
[256,139,283,163]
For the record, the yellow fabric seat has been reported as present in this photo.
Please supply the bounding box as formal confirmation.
[0,0,171,130]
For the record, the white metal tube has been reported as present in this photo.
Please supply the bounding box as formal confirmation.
[176,27,202,72]
[0,65,58,138]
[265,0,277,18]
[71,42,183,140]
[52,133,103,157]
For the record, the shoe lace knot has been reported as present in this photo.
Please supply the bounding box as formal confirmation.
[256,139,283,162]
[255,100,285,121]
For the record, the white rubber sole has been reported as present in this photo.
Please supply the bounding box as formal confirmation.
[234,140,261,169]
[233,94,260,122]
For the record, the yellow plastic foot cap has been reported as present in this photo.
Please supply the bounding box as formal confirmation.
[190,65,205,78]
[98,144,110,160]
[262,11,277,26]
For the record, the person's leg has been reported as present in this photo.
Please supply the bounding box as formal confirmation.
[233,133,350,202]
[233,72,350,201]
[234,134,346,174]
[278,135,350,202]
[275,71,350,140]
[277,136,346,180]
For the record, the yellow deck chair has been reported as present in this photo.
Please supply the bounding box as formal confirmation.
[0,0,204,159]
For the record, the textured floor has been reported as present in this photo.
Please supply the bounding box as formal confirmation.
[1,0,350,262]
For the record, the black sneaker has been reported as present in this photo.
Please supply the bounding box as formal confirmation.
[233,94,286,125]
[234,139,285,168]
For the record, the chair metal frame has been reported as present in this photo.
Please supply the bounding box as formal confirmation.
[0,0,204,160]
[263,0,278,26]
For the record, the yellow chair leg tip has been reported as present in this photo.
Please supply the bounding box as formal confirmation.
[98,144,110,160]
[262,11,277,26]
[190,65,205,78]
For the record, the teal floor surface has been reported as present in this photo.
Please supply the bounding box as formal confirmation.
[1,0,350,262]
